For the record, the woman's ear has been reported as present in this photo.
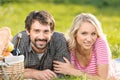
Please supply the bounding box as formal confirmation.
[26,30,30,35]
[51,31,54,36]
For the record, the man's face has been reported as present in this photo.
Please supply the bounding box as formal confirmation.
[27,20,53,51]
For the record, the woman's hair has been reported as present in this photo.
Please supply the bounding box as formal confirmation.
[25,10,55,32]
[68,13,105,50]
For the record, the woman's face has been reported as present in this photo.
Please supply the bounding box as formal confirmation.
[76,22,98,50]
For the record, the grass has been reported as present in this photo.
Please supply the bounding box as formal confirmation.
[52,75,90,80]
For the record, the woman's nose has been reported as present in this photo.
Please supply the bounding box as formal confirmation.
[86,35,92,41]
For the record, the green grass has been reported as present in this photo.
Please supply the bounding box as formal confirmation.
[52,75,91,80]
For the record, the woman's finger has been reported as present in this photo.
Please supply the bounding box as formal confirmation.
[53,61,63,65]
[63,57,70,63]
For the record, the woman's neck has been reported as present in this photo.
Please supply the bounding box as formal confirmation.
[76,46,92,57]
[75,46,92,67]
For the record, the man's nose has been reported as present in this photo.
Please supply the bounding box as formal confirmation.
[38,32,45,39]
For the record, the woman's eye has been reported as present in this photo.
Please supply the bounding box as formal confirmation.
[91,32,96,35]
[81,32,87,35]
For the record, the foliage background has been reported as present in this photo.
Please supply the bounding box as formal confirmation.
[0,0,120,58]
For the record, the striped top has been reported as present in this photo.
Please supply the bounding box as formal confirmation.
[71,38,113,76]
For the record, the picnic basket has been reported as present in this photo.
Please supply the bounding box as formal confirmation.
[0,27,24,80]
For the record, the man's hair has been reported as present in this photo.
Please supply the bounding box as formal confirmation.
[25,10,55,32]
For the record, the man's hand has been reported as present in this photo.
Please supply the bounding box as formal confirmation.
[24,68,57,80]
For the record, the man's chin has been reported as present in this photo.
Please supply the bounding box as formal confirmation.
[37,46,47,50]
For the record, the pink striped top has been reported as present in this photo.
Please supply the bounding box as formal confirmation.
[71,38,113,76]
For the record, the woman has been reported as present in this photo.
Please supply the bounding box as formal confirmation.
[53,13,116,80]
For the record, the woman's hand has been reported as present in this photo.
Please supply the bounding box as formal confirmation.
[53,57,76,75]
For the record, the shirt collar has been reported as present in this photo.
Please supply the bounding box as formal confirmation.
[27,42,50,53]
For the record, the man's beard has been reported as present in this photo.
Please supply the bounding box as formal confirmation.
[33,38,48,50]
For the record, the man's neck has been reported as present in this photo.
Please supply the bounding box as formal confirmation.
[31,45,46,54]
[35,48,46,53]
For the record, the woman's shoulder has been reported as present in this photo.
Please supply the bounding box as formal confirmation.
[95,37,107,45]
[93,37,110,53]
[96,37,105,41]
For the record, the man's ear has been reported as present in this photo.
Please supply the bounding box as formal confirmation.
[26,30,30,35]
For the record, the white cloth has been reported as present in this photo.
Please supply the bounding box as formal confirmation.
[112,58,120,79]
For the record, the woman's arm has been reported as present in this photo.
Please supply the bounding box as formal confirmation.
[94,38,116,80]
[53,57,82,76]
[97,64,109,79]
[53,57,116,80]
[53,57,84,77]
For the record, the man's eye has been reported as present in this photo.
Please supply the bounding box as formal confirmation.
[34,30,39,33]
[44,30,50,33]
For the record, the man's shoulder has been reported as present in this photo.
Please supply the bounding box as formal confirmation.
[19,30,30,42]
[12,30,30,45]
[52,32,64,39]
[16,31,29,40]
[19,30,28,37]
[50,32,67,43]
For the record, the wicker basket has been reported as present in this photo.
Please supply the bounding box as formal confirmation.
[0,27,24,80]
[0,56,24,80]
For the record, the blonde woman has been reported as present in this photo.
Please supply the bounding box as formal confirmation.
[53,13,116,80]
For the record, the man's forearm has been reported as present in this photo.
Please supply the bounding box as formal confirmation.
[24,68,57,80]
[24,68,37,79]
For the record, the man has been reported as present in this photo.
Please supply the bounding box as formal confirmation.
[12,10,70,80]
